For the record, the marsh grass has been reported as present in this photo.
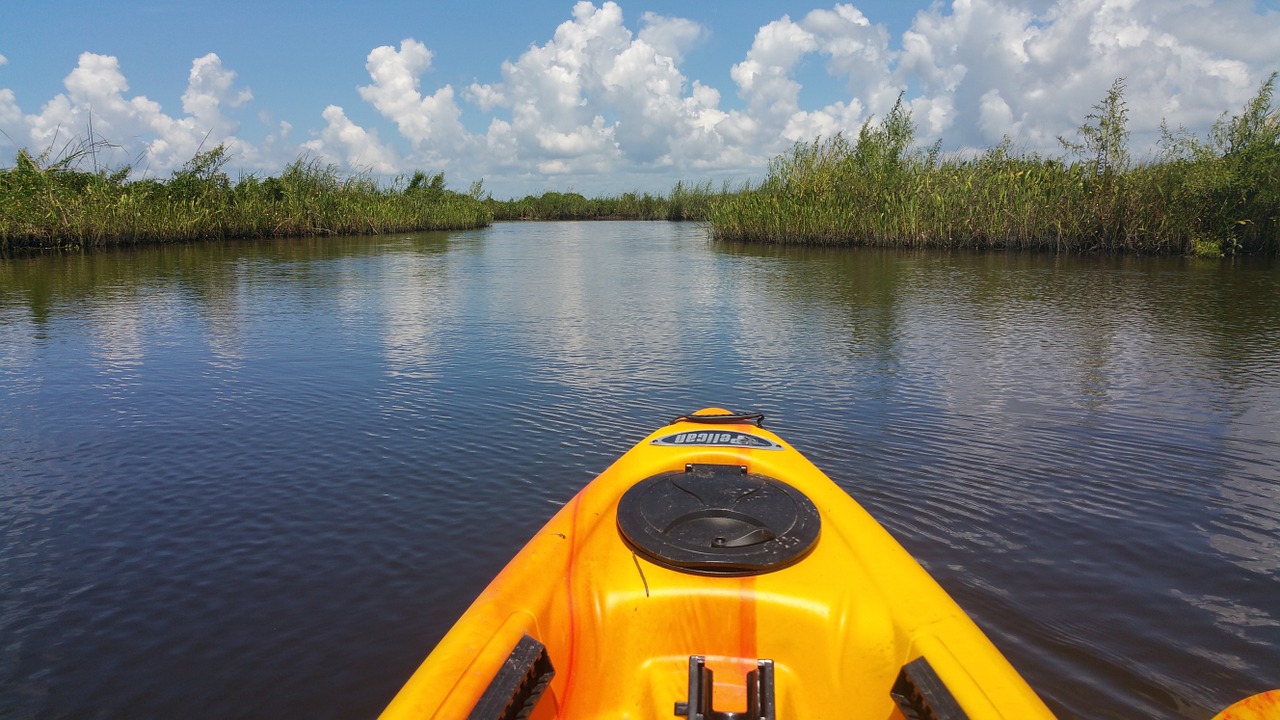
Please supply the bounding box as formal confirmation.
[1,146,491,252]
[710,75,1280,255]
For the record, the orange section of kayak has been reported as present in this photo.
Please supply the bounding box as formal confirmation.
[1213,690,1280,720]
[378,413,1056,719]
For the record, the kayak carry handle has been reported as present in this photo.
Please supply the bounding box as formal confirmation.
[671,411,765,427]
[467,634,555,720]
[675,655,775,720]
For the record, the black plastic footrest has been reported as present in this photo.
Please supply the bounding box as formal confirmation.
[890,656,969,720]
[674,655,775,720]
[468,634,555,720]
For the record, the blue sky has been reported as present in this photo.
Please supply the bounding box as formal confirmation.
[2,1,1279,197]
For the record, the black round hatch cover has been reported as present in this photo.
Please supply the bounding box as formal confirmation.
[616,463,821,576]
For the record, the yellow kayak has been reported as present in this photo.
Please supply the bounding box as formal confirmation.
[380,409,1056,719]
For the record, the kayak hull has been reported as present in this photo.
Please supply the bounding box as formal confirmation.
[380,412,1055,719]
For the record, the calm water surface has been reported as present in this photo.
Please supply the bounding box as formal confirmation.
[2,222,1277,719]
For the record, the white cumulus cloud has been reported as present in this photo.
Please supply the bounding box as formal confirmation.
[726,5,898,147]
[455,1,741,180]
[182,53,253,133]
[637,12,706,65]
[0,89,21,131]
[898,0,1280,153]
[7,51,270,175]
[357,39,468,164]
[303,105,399,174]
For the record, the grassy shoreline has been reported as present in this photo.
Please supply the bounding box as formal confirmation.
[4,75,1277,256]
[1,147,492,252]
[710,76,1279,257]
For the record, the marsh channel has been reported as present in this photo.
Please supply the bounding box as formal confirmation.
[2,221,1278,719]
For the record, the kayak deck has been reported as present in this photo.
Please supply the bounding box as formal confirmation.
[380,412,1055,719]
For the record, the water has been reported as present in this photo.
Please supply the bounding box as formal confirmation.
[2,222,1277,719]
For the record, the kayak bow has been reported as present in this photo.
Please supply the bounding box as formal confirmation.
[380,409,1055,719]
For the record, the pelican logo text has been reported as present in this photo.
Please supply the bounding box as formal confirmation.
[651,431,784,450]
